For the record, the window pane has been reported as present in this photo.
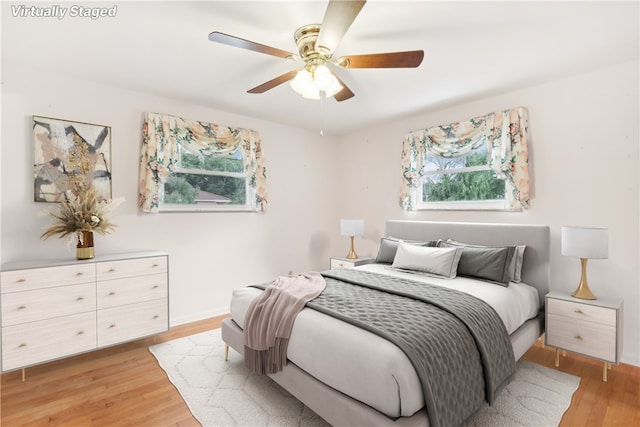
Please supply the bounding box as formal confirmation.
[204,153,244,173]
[181,152,203,169]
[425,144,488,171]
[422,170,505,202]
[164,173,246,205]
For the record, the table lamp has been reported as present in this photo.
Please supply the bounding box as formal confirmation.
[561,226,608,300]
[340,219,364,259]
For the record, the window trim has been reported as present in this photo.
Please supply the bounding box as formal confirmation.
[413,148,517,212]
[158,161,255,212]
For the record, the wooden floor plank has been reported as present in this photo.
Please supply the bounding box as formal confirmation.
[2,316,638,426]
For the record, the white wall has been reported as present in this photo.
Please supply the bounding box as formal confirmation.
[2,59,638,366]
[333,60,639,366]
[0,63,340,326]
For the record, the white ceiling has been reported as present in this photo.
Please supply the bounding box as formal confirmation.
[2,1,638,135]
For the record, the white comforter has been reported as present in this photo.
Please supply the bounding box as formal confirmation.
[230,264,540,418]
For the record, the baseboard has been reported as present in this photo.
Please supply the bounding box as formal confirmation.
[170,307,229,328]
[622,350,640,367]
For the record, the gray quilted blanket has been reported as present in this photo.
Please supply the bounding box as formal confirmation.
[251,268,516,427]
[313,269,515,427]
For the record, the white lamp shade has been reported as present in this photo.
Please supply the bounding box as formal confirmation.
[561,226,608,259]
[340,219,364,237]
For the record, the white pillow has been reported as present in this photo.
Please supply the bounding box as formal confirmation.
[391,243,463,279]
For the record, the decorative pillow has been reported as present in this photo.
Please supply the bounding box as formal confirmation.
[442,240,526,283]
[511,245,526,283]
[437,240,518,285]
[391,243,463,279]
[374,237,437,264]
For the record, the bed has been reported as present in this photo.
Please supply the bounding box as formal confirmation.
[221,220,550,426]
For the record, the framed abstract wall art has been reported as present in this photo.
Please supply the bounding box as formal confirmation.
[33,116,112,203]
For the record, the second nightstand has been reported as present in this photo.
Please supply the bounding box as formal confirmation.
[545,291,623,382]
[330,256,373,269]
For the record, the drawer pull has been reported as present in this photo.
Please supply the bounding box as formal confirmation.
[108,268,116,272]
[574,335,583,341]
[152,263,159,268]
[574,309,584,314]
[77,331,84,335]
[153,315,160,319]
[109,324,116,329]
[76,297,84,301]
[75,272,84,276]
[17,278,26,283]
[108,291,116,296]
[18,343,27,348]
[17,305,26,310]
[152,285,159,289]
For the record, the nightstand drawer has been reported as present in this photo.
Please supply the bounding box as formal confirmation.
[546,313,616,361]
[547,297,616,326]
[331,258,352,269]
[330,257,373,269]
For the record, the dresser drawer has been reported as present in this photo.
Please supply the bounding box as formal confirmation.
[1,312,97,371]
[97,273,167,309]
[546,313,616,361]
[1,283,96,326]
[97,299,168,347]
[1,264,95,293]
[547,297,616,326]
[96,256,167,281]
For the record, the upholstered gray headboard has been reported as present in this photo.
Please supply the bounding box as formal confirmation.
[384,220,550,307]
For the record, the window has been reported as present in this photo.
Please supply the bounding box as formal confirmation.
[415,142,511,210]
[160,146,255,211]
[399,107,530,211]
[138,112,267,213]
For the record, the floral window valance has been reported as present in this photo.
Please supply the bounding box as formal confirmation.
[138,112,267,213]
[400,107,530,210]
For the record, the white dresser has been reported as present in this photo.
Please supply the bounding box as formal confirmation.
[545,291,623,381]
[1,251,169,374]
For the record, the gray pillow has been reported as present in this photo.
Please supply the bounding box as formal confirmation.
[437,240,517,285]
[391,244,463,279]
[374,237,437,264]
[511,245,526,283]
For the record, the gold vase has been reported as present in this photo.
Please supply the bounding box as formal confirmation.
[76,230,95,260]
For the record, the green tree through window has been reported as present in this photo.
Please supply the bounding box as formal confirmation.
[421,148,505,203]
[161,149,249,207]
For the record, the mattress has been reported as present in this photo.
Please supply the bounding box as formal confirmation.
[229,264,540,418]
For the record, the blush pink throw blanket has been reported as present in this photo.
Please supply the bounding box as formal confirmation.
[243,272,326,375]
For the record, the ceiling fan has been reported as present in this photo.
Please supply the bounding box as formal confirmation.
[208,0,424,102]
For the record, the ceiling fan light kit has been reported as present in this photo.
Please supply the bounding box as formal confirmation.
[208,0,423,102]
[290,63,343,99]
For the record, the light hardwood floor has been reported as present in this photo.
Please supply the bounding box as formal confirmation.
[1,315,638,426]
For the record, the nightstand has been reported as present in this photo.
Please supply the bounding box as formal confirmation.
[545,291,623,382]
[330,256,373,269]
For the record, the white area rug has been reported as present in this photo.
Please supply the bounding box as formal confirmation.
[149,329,580,427]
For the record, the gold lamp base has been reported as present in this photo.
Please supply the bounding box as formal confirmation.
[571,258,597,300]
[346,236,358,259]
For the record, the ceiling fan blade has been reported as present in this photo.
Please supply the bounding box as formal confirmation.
[315,0,366,54]
[247,70,298,94]
[208,31,296,59]
[332,74,355,102]
[337,50,424,68]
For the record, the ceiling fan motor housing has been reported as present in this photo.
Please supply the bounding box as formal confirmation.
[294,24,331,61]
